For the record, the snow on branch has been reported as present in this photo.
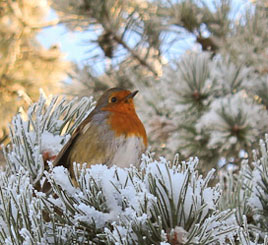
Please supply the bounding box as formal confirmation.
[2,94,260,244]
[3,94,95,186]
[41,155,237,244]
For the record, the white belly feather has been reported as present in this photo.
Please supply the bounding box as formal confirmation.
[110,136,144,168]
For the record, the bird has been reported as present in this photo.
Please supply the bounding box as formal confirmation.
[52,87,147,180]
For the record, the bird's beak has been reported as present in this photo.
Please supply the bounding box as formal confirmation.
[125,90,139,100]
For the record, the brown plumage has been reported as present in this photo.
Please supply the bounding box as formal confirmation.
[52,87,147,181]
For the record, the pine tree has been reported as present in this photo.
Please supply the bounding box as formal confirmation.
[1,0,268,244]
[3,94,268,244]
[219,134,268,244]
[0,0,70,144]
[1,95,238,244]
[50,0,268,172]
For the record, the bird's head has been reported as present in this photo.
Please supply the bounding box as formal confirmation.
[96,88,139,114]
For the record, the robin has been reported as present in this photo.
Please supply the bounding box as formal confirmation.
[52,87,147,179]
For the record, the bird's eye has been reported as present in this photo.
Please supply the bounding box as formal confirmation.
[110,97,117,103]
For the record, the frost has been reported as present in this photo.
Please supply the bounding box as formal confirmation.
[74,203,111,228]
[0,95,239,244]
[247,167,263,210]
[196,92,268,154]
[51,166,77,195]
[145,159,219,223]
[41,156,237,244]
[40,131,67,157]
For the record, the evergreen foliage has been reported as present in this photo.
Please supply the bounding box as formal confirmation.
[1,95,268,244]
[0,0,70,144]
[49,0,268,172]
[1,0,268,244]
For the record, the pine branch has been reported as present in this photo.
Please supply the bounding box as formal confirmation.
[112,33,159,77]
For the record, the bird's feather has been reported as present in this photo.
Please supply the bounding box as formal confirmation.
[52,111,95,168]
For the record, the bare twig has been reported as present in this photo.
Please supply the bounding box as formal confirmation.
[113,34,159,77]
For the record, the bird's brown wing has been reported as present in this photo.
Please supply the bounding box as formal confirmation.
[52,112,94,169]
[52,128,80,168]
[41,113,95,193]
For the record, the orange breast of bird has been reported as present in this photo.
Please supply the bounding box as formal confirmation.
[100,96,147,168]
[105,103,147,146]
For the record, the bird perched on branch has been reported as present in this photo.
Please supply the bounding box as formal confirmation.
[52,87,147,180]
